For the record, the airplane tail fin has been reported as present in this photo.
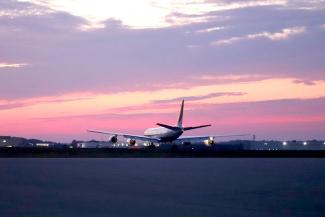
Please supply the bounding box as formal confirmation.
[157,100,212,132]
[177,100,184,127]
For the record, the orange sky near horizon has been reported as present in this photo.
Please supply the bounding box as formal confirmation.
[1,0,325,141]
[1,76,325,141]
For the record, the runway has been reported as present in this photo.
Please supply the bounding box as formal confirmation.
[1,147,325,158]
[1,158,324,217]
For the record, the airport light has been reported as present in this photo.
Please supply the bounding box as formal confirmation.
[303,141,308,146]
[264,142,268,145]
[2,140,6,143]
[282,141,287,146]
[36,143,49,147]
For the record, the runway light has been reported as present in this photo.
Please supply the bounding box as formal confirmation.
[303,141,308,146]
[282,141,287,146]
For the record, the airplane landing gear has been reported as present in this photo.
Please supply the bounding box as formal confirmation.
[171,144,178,152]
[148,142,156,149]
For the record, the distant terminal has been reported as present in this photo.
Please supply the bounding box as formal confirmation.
[1,136,325,151]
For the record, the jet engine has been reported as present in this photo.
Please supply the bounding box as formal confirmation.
[204,137,215,146]
[109,135,118,144]
[127,139,136,146]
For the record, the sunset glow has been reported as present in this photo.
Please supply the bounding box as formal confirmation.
[1,0,325,141]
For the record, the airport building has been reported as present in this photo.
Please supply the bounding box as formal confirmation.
[0,136,31,148]
[71,140,113,148]
[1,135,325,150]
[245,140,325,150]
[0,136,57,148]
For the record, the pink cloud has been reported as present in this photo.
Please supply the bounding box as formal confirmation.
[1,97,323,142]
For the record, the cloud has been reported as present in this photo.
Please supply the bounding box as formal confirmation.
[153,92,246,104]
[0,0,324,100]
[247,26,306,40]
[293,79,316,86]
[22,97,325,141]
[193,74,273,84]
[1,0,325,141]
[286,0,325,10]
[0,96,93,111]
[0,103,25,110]
[0,63,28,68]
[212,26,306,45]
[0,0,53,16]
[0,7,52,19]
[212,36,242,45]
[196,26,224,33]
[0,0,88,33]
[208,0,287,11]
[17,0,287,29]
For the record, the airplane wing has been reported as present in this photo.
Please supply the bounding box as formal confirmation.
[213,134,251,138]
[87,130,161,143]
[177,134,250,141]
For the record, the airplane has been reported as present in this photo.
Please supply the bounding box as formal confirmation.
[88,100,247,147]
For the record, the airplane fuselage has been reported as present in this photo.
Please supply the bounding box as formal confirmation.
[88,100,219,146]
[144,127,183,142]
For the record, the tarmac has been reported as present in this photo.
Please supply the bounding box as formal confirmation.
[1,147,325,158]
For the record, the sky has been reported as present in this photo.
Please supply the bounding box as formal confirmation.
[0,0,325,142]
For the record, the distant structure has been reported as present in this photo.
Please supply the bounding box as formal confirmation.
[1,135,325,151]
[0,136,56,148]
